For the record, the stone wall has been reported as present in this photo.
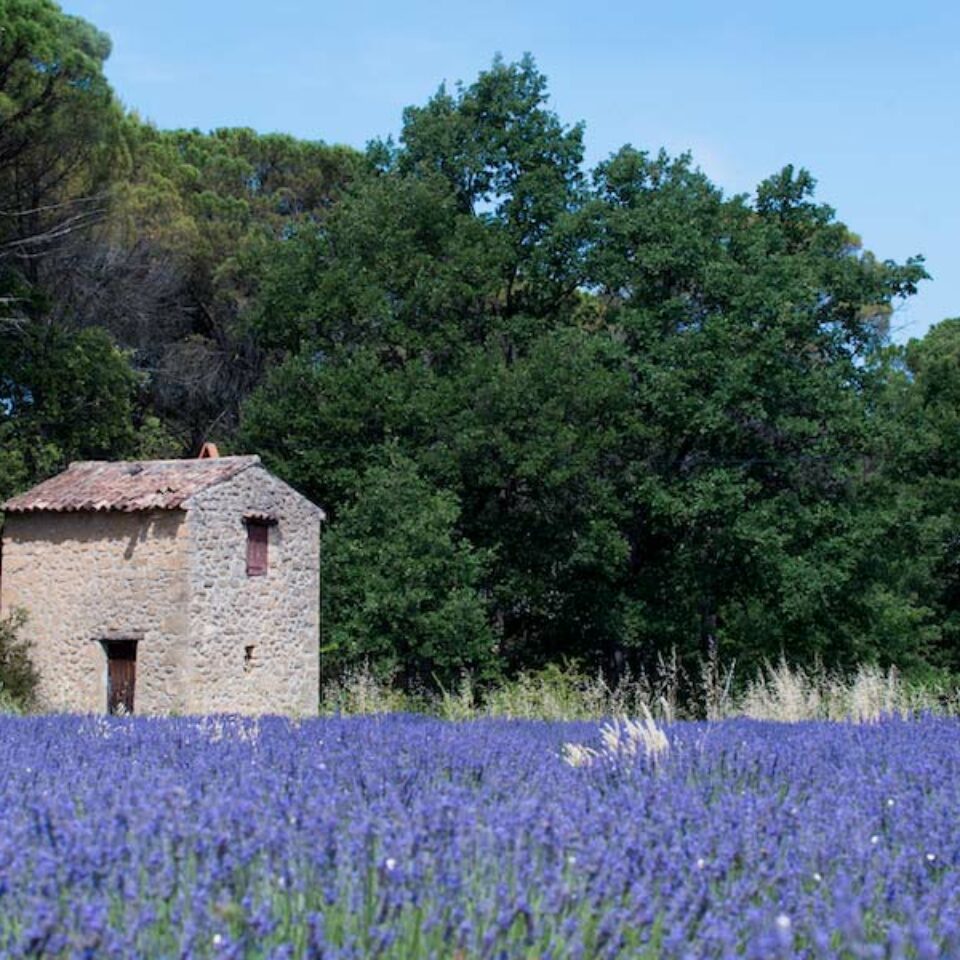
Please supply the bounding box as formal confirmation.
[183,466,321,715]
[0,510,190,712]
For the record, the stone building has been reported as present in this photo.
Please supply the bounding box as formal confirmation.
[0,451,324,715]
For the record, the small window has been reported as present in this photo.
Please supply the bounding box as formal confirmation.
[244,645,255,672]
[246,520,269,576]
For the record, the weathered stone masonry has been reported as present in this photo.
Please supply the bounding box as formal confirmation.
[2,510,189,713]
[0,456,323,715]
[184,466,320,714]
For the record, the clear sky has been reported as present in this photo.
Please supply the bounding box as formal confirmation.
[64,0,958,343]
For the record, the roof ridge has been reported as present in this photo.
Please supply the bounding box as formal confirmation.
[65,455,260,468]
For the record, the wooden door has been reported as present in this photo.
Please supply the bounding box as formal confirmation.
[106,641,137,714]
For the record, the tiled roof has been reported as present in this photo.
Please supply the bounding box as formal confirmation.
[2,456,260,514]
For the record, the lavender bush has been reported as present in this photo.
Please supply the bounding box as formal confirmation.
[1,714,959,958]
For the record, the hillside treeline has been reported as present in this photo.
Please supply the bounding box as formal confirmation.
[2,0,958,691]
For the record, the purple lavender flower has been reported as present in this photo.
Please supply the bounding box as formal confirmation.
[0,714,959,957]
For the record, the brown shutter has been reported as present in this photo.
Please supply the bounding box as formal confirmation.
[246,521,269,576]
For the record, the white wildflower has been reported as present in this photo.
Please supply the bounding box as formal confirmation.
[561,742,599,768]
[775,914,792,932]
[562,706,669,769]
[600,707,670,764]
[384,857,397,871]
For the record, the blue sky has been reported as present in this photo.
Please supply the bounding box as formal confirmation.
[65,0,958,343]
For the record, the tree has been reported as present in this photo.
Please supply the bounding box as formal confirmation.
[867,319,960,672]
[242,59,932,682]
[379,53,592,331]
[0,2,151,497]
[78,122,361,450]
[0,0,120,299]
[588,155,927,671]
[433,329,636,672]
[249,170,495,361]
[0,324,142,500]
[322,453,497,690]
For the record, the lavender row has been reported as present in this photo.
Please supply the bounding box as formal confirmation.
[1,714,959,958]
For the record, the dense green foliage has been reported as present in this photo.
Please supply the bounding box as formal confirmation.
[322,451,497,688]
[2,6,957,693]
[0,609,37,710]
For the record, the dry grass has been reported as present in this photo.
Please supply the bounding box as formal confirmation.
[321,655,959,724]
[738,659,953,723]
[320,663,412,716]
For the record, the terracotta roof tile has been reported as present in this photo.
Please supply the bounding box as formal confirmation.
[2,456,261,514]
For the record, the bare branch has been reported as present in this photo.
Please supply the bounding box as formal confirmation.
[0,193,107,218]
[0,207,107,259]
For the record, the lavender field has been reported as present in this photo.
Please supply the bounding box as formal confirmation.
[1,715,959,959]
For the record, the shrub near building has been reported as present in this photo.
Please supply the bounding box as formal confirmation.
[0,610,37,712]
